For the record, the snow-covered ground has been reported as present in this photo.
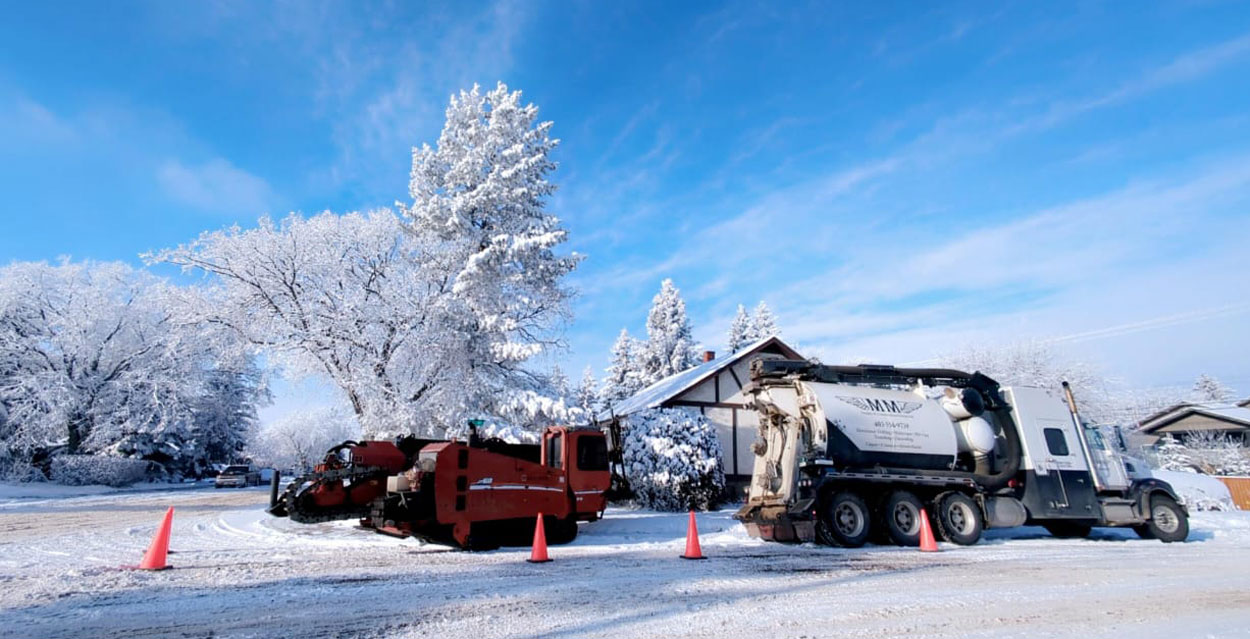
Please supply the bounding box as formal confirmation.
[1,487,1248,639]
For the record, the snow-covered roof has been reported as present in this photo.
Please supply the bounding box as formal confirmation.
[1138,401,1250,433]
[597,336,800,421]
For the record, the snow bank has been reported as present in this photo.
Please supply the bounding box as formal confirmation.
[1151,469,1236,511]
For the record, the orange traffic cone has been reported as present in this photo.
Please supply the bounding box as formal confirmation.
[680,510,706,560]
[527,512,551,563]
[139,506,174,570]
[918,507,939,552]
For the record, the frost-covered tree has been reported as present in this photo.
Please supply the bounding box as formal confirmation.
[642,279,698,384]
[726,304,752,353]
[1191,374,1234,403]
[0,260,263,478]
[1183,430,1250,476]
[621,407,725,511]
[548,365,571,402]
[599,328,647,411]
[150,211,448,436]
[250,406,361,472]
[153,84,578,437]
[749,300,778,341]
[401,82,581,433]
[1151,434,1197,473]
[574,366,599,421]
[940,340,1113,423]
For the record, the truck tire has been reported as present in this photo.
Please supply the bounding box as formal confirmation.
[1043,522,1093,538]
[935,492,983,546]
[546,517,579,545]
[823,491,872,548]
[881,491,925,547]
[1134,494,1188,543]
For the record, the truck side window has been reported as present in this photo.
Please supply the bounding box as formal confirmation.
[1043,428,1070,456]
[547,434,563,469]
[577,436,609,471]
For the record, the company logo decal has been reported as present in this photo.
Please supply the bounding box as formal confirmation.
[836,396,923,415]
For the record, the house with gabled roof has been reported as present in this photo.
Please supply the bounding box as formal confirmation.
[597,336,803,494]
[1134,401,1250,446]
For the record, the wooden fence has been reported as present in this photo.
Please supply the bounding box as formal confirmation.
[1217,477,1250,510]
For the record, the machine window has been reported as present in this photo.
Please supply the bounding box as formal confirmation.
[577,436,609,471]
[1044,428,1070,456]
[546,434,563,469]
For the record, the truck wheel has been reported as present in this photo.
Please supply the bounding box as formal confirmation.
[546,517,579,545]
[881,491,925,547]
[1043,522,1092,538]
[935,492,983,546]
[823,491,872,548]
[1137,494,1189,543]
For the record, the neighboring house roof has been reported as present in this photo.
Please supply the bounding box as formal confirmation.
[1137,401,1250,435]
[597,336,801,421]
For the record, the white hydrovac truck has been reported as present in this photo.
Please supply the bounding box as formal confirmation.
[735,360,1189,546]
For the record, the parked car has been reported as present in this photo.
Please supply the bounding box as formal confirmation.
[215,464,262,488]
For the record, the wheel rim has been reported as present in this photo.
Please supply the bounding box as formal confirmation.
[893,502,920,535]
[1152,505,1179,534]
[948,502,975,535]
[834,501,865,537]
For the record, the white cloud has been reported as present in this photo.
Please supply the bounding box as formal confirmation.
[157,158,277,215]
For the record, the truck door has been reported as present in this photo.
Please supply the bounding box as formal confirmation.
[1007,387,1100,519]
[565,431,610,514]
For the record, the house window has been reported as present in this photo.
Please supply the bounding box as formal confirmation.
[1043,428,1070,456]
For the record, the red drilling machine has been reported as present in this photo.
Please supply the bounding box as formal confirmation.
[267,423,611,550]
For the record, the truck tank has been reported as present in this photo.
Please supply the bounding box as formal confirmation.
[772,382,997,472]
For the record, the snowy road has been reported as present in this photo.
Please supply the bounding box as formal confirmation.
[1,487,1248,639]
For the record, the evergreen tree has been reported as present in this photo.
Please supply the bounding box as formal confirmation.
[600,328,647,410]
[726,304,752,353]
[750,300,778,341]
[643,279,698,384]
[575,366,599,420]
[1192,374,1233,403]
[548,365,571,401]
[1153,434,1196,473]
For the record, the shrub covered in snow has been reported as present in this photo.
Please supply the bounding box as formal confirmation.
[50,455,154,487]
[1151,469,1236,511]
[621,407,724,511]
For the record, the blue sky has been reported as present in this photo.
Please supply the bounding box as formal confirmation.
[3,1,1249,419]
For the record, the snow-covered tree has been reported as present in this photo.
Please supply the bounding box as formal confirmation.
[1151,434,1197,473]
[400,82,581,434]
[153,84,579,438]
[150,210,447,436]
[621,407,725,511]
[250,406,361,472]
[940,340,1114,423]
[599,328,647,411]
[642,279,698,384]
[548,365,571,402]
[1191,374,1234,403]
[574,366,599,421]
[0,260,264,478]
[749,300,778,341]
[726,304,752,353]
[1183,430,1250,476]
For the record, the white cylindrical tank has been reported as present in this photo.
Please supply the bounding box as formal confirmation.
[803,381,959,469]
[954,416,997,454]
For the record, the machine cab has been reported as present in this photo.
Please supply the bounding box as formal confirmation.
[542,427,611,516]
